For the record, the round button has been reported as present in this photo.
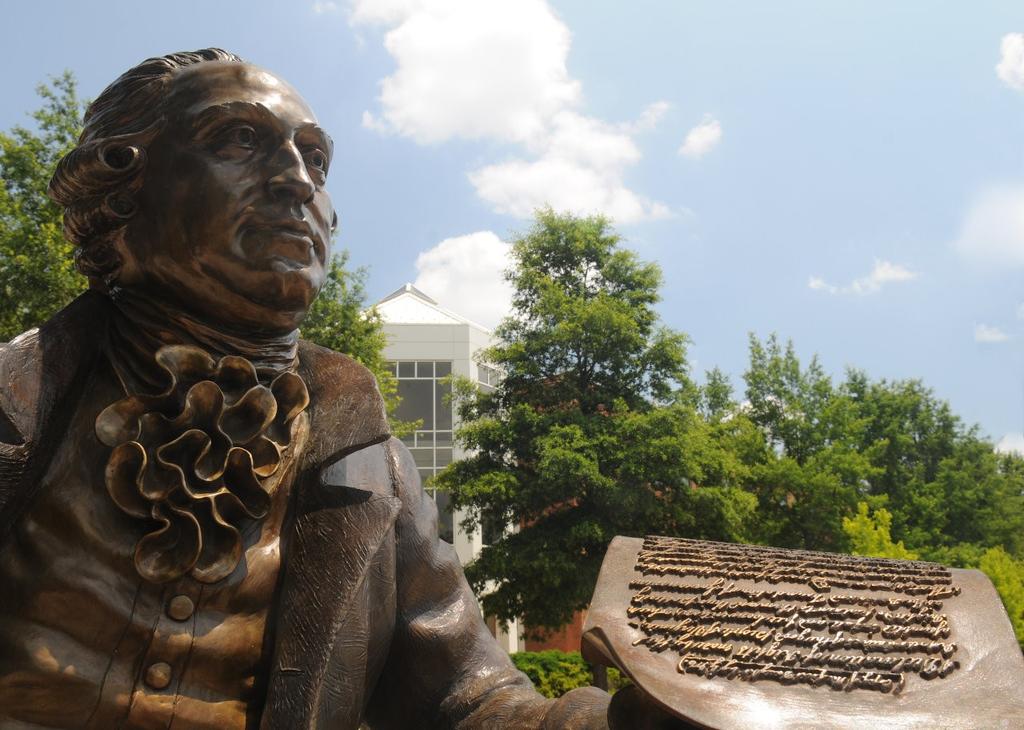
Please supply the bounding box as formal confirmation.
[166,595,194,621]
[145,662,172,690]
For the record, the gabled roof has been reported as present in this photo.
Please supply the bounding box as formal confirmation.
[374,283,490,331]
[376,282,437,307]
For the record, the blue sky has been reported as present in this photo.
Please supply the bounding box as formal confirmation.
[2,1,1023,445]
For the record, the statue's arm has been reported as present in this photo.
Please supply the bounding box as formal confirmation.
[363,437,610,730]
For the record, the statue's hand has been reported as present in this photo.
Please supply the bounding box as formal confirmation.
[607,685,695,730]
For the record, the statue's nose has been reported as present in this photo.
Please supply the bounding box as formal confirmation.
[268,141,315,206]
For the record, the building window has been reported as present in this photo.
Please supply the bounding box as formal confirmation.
[478,364,500,393]
[389,360,454,542]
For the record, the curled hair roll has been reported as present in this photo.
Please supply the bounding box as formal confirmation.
[50,127,156,245]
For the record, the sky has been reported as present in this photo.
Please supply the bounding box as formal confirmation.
[1,1,1023,447]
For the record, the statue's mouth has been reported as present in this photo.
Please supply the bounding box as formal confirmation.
[243,221,320,269]
[248,218,315,239]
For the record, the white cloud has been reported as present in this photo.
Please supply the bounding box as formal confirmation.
[953,185,1024,265]
[997,432,1024,455]
[974,323,1011,343]
[543,111,641,171]
[360,110,387,132]
[808,260,919,296]
[624,101,671,134]
[350,0,427,28]
[678,115,722,159]
[353,0,580,144]
[313,1,340,13]
[807,276,838,295]
[352,0,670,223]
[413,231,513,328]
[470,157,670,222]
[997,33,1024,91]
[468,110,671,222]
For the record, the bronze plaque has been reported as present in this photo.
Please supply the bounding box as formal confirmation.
[583,536,1024,729]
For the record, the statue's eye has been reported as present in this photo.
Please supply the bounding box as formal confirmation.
[305,149,328,172]
[226,126,257,147]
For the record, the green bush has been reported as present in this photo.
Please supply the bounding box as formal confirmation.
[510,650,630,698]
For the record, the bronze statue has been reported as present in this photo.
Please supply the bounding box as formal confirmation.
[17,47,1009,730]
[0,49,683,729]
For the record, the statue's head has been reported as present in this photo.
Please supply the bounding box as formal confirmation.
[49,49,335,334]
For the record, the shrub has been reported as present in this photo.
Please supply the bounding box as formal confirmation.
[510,650,630,698]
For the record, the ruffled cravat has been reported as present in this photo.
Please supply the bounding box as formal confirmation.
[96,344,309,584]
[95,280,313,587]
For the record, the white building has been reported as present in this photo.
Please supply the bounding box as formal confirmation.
[375,284,518,652]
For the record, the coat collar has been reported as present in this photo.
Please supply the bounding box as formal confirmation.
[261,442,401,730]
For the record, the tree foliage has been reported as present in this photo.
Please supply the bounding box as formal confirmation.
[0,72,87,339]
[842,502,918,560]
[442,210,1024,647]
[978,547,1024,645]
[438,210,757,630]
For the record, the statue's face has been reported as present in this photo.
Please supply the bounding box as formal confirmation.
[119,61,334,334]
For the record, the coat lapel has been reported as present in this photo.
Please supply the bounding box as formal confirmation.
[262,471,401,730]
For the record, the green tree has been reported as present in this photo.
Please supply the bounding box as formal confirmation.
[977,547,1024,645]
[744,334,863,464]
[0,72,87,339]
[699,367,734,423]
[842,373,961,549]
[842,502,918,560]
[740,335,875,551]
[437,210,756,631]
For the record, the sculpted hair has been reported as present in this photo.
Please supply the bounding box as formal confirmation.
[48,48,244,287]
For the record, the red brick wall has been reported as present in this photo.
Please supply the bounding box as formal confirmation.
[524,609,587,653]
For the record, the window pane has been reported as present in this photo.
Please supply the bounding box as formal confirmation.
[400,433,415,447]
[479,365,497,386]
[435,431,452,447]
[395,380,433,429]
[436,361,452,377]
[410,448,434,468]
[416,361,434,378]
[435,381,452,430]
[386,361,397,376]
[435,490,454,544]
[482,513,505,545]
[398,361,415,378]
[416,431,434,447]
[436,448,453,467]
[417,468,434,486]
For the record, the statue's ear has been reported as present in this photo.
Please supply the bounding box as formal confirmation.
[76,232,125,293]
